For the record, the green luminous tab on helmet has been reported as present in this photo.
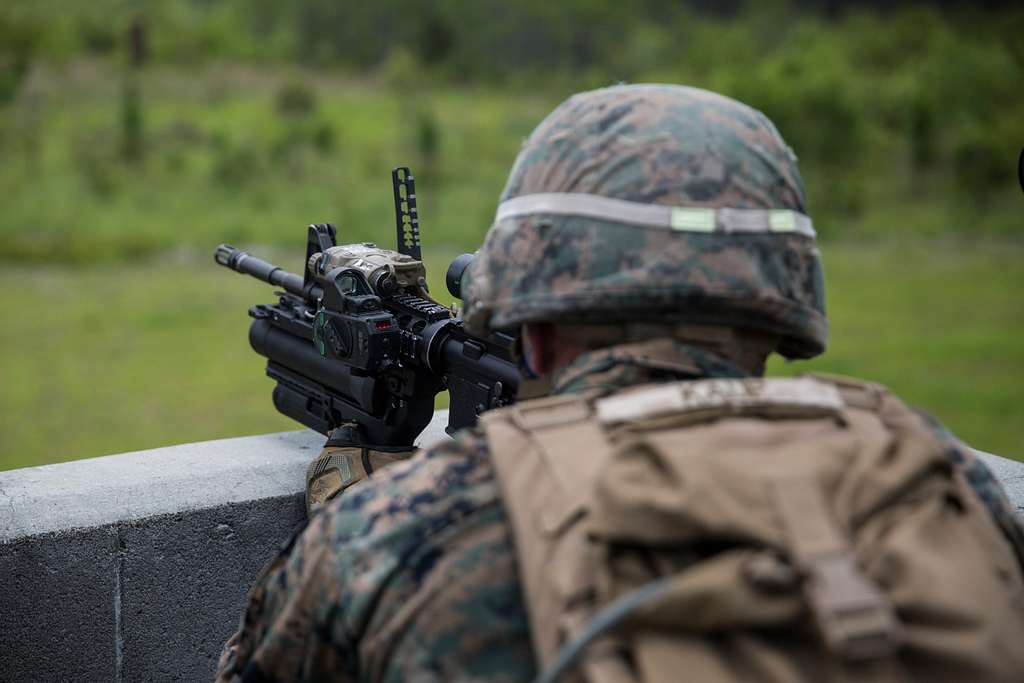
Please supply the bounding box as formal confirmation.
[769,210,798,233]
[670,207,715,232]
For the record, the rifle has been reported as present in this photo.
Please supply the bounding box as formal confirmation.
[215,167,518,448]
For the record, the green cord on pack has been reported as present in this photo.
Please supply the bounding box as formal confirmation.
[531,577,677,683]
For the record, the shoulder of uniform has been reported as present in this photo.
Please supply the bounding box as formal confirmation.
[315,425,498,540]
[801,371,887,392]
[482,393,593,432]
[485,375,873,431]
[419,424,491,461]
[798,371,892,409]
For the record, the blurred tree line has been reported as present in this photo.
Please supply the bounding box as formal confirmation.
[1,1,1022,464]
[1,0,1021,236]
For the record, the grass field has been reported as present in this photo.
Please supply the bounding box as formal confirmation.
[0,62,553,263]
[2,61,1021,266]
[1,240,1021,471]
[1,61,1021,471]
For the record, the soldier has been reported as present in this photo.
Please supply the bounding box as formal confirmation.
[215,84,1024,683]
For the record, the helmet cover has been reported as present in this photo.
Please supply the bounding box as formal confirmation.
[463,84,827,359]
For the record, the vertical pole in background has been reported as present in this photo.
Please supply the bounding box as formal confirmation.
[121,17,146,163]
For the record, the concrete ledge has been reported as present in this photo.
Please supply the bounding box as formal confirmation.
[976,450,1024,512]
[0,413,452,683]
[1,412,1021,682]
[1,431,321,541]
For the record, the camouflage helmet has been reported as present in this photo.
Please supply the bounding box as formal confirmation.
[462,84,827,359]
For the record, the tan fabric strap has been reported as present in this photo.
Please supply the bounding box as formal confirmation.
[772,477,901,660]
[595,377,843,426]
[496,192,816,238]
[488,373,1024,682]
[484,396,614,673]
[510,395,608,537]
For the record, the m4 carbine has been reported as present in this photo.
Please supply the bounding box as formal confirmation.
[215,168,518,448]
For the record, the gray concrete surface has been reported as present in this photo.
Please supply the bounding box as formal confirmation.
[0,412,1021,682]
[0,413,451,683]
[977,450,1024,515]
[1,416,452,541]
[1,526,119,682]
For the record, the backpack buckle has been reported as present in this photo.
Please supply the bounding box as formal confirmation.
[804,551,901,661]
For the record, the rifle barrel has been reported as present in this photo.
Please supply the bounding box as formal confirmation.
[215,244,306,298]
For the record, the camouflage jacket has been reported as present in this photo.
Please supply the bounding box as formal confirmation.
[215,341,1021,683]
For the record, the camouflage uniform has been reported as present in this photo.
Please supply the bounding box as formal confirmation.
[215,343,1020,683]
[216,341,751,683]
[216,85,1023,682]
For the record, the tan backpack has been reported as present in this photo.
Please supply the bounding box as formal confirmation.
[481,375,1024,683]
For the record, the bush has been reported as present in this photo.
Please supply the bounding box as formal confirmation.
[312,121,335,153]
[275,81,317,116]
[211,136,265,187]
[717,20,868,227]
[952,125,1012,206]
[414,107,441,177]
[0,9,38,106]
[71,128,122,198]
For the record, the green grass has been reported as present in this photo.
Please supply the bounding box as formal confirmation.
[0,61,1021,471]
[0,248,461,471]
[1,60,1021,267]
[1,241,1021,471]
[0,62,556,263]
[768,240,1024,460]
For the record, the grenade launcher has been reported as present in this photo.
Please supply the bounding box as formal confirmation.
[215,168,518,448]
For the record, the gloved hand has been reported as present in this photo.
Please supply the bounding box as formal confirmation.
[305,423,416,517]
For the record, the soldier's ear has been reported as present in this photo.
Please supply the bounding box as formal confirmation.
[522,323,557,376]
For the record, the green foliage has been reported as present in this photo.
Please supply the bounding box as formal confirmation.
[716,18,869,227]
[71,125,122,197]
[2,3,1021,221]
[0,6,38,105]
[121,76,144,163]
[275,81,317,117]
[906,90,938,176]
[952,122,1018,206]
[768,241,1024,461]
[2,48,1017,265]
[0,68,548,262]
[0,2,1020,467]
[311,121,335,154]
[380,47,422,90]
[414,106,441,178]
[211,135,265,188]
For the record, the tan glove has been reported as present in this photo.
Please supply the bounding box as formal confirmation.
[305,424,415,517]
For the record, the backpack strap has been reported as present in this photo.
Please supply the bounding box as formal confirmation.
[593,376,900,661]
[595,377,844,427]
[487,377,870,672]
[482,394,614,670]
[772,476,901,660]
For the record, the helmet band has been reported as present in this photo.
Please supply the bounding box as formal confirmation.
[495,192,816,238]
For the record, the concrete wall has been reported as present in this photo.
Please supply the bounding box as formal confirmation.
[0,416,451,683]
[1,414,1022,682]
